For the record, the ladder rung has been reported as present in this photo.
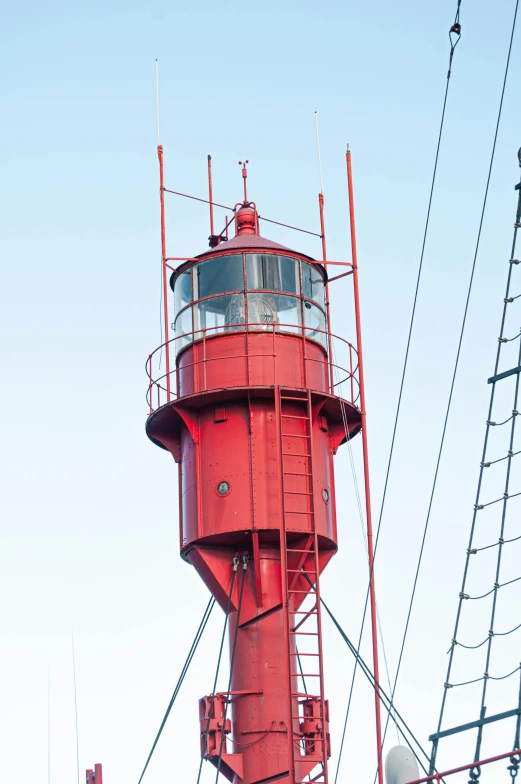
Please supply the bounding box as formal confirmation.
[292,673,321,677]
[284,490,313,496]
[282,451,310,457]
[286,549,317,553]
[287,568,317,573]
[288,589,317,594]
[291,714,324,720]
[292,610,318,615]
[290,652,320,656]
[281,433,311,439]
[290,631,319,636]
[284,509,314,515]
[280,395,308,401]
[291,691,320,698]
[283,471,312,476]
[282,415,310,420]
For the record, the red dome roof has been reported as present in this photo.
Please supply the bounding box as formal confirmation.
[196,233,315,261]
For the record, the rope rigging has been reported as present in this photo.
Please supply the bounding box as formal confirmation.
[335,2,463,778]
[444,664,521,689]
[376,2,521,777]
[430,147,521,779]
[137,595,215,784]
[475,489,521,509]
[462,574,521,601]
[472,532,521,552]
[481,449,521,468]
[452,619,521,651]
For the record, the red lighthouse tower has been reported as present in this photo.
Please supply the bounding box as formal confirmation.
[146,155,377,784]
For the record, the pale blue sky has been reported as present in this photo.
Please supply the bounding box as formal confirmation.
[1,1,521,782]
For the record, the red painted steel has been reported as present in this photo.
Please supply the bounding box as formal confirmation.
[146,324,359,411]
[405,748,521,783]
[346,148,384,784]
[158,145,170,400]
[85,763,103,784]
[146,161,366,784]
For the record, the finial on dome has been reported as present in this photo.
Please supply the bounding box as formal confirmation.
[238,160,249,202]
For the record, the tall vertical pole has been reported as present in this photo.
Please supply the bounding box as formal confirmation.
[158,144,171,400]
[72,632,80,784]
[48,666,51,784]
[346,145,384,784]
[207,155,215,236]
[318,194,335,394]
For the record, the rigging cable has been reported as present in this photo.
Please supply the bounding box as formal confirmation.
[377,3,520,779]
[331,348,397,742]
[215,556,249,783]
[431,166,521,773]
[137,595,216,784]
[337,394,398,741]
[335,5,463,780]
[71,631,80,784]
[300,571,432,777]
[196,557,240,784]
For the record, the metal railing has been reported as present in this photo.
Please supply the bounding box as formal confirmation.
[146,322,359,413]
[406,748,521,783]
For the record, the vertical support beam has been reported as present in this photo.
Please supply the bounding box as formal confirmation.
[346,146,384,784]
[318,194,335,394]
[208,155,215,236]
[158,144,171,401]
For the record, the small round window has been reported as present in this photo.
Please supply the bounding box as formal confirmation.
[217,481,231,496]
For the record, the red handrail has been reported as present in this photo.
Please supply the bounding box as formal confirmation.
[145,322,360,413]
[406,747,521,783]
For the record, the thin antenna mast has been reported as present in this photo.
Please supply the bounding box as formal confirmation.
[155,58,170,398]
[155,59,160,146]
[314,112,334,390]
[314,111,324,195]
[207,155,215,236]
[346,144,384,784]
[48,666,51,784]
[72,632,80,784]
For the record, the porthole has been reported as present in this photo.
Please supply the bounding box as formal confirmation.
[217,481,231,496]
[322,488,330,503]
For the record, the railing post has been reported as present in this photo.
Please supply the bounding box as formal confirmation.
[272,321,276,387]
[158,145,171,401]
[149,354,153,414]
[203,328,207,391]
[349,344,354,403]
[318,193,335,394]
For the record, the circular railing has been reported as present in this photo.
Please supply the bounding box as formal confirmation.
[145,322,359,414]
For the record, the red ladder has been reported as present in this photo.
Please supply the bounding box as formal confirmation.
[276,387,330,784]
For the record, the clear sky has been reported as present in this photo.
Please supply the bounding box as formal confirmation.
[1,0,521,782]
